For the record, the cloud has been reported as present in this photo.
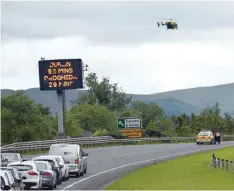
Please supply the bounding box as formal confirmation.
[1,32,234,94]
[1,1,234,94]
[2,1,234,44]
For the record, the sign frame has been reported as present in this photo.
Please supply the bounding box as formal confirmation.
[38,58,84,91]
[117,117,142,129]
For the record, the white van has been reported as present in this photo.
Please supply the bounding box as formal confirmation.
[48,144,88,177]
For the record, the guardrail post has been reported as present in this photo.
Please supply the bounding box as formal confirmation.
[221,159,224,169]
[225,160,229,170]
[217,158,220,168]
[230,161,233,171]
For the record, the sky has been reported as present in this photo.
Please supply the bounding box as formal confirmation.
[1,1,234,94]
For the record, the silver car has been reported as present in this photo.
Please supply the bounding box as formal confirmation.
[48,144,88,177]
[34,161,57,190]
[1,153,24,165]
[0,167,24,190]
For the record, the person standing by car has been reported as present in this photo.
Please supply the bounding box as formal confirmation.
[215,132,221,144]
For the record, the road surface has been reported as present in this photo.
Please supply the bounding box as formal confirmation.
[25,141,234,190]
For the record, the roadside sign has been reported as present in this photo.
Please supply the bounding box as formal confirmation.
[119,128,142,138]
[38,59,84,91]
[117,117,142,129]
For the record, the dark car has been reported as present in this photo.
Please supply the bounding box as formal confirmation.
[34,161,57,190]
[0,167,24,190]
[33,156,63,185]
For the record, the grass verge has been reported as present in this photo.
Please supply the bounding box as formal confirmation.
[105,146,234,190]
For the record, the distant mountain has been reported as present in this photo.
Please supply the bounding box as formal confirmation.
[1,83,234,116]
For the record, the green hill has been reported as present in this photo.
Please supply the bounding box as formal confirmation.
[1,83,234,116]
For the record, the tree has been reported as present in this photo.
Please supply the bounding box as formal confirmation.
[67,103,117,134]
[118,108,142,118]
[130,100,164,128]
[157,118,177,137]
[1,91,57,145]
[75,72,131,111]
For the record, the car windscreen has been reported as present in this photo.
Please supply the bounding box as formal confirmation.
[35,162,48,170]
[198,132,210,136]
[1,153,18,162]
[9,165,33,171]
[34,159,55,167]
[49,146,77,156]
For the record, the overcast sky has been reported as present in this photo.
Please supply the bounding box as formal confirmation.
[1,1,234,94]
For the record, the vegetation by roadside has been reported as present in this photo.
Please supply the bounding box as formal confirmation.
[105,146,234,190]
[2,72,234,146]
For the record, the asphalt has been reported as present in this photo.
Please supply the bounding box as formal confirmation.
[24,141,234,190]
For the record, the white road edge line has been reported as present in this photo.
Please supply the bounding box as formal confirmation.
[62,148,205,190]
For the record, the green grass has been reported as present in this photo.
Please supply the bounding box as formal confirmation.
[105,146,234,190]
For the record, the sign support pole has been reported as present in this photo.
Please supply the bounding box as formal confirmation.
[39,58,87,139]
[56,90,66,139]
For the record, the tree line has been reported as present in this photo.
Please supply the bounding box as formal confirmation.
[1,72,234,145]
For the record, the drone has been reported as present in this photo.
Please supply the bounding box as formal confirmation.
[157,19,178,30]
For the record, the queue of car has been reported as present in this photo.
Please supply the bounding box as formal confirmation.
[0,143,89,190]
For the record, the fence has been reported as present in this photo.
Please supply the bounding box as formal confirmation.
[211,153,234,172]
[1,135,234,153]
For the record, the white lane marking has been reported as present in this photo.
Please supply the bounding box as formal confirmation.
[62,148,205,190]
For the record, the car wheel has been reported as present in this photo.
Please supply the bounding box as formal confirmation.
[54,179,57,189]
[62,174,66,181]
[66,171,70,180]
[76,172,80,177]
[48,184,54,190]
[80,169,84,176]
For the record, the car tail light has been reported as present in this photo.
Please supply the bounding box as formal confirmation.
[43,172,52,176]
[75,159,79,164]
[28,171,38,176]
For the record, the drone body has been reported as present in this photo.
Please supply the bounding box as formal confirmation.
[157,19,178,30]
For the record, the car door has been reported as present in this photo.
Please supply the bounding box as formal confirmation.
[5,171,15,189]
[81,149,87,169]
[79,148,84,172]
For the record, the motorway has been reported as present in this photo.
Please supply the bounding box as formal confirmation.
[25,141,234,190]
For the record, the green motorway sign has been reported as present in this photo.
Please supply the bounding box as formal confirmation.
[117,117,142,129]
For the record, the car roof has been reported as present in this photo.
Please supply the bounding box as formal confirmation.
[34,160,50,164]
[33,155,56,160]
[50,144,80,148]
[8,160,35,166]
[48,155,62,158]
